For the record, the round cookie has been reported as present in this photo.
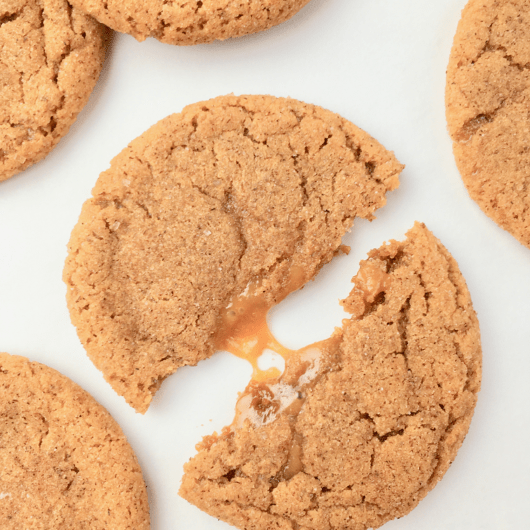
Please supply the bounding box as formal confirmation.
[67,0,311,45]
[446,0,530,248]
[179,222,482,530]
[0,0,107,182]
[63,94,404,413]
[0,352,150,529]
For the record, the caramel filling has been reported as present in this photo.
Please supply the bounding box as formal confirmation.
[232,336,342,483]
[213,267,342,434]
[214,261,390,383]
[354,261,390,303]
[231,338,341,427]
[282,432,304,481]
[209,260,389,481]
[214,289,294,381]
[214,267,306,382]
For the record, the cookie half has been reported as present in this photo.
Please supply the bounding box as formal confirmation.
[63,94,404,413]
[0,352,150,529]
[446,0,530,248]
[67,0,311,45]
[180,222,482,530]
[0,0,107,182]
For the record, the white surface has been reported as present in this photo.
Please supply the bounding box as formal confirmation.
[1,0,529,528]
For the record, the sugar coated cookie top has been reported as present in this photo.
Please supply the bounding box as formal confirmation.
[179,222,482,530]
[63,94,404,413]
[68,0,312,45]
[446,0,530,248]
[0,352,150,529]
[0,0,107,182]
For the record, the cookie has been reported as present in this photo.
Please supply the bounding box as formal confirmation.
[0,0,107,182]
[67,0,311,45]
[63,94,404,413]
[0,352,150,529]
[446,0,530,248]
[179,222,482,530]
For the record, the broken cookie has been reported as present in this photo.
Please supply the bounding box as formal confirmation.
[63,94,403,413]
[180,223,482,530]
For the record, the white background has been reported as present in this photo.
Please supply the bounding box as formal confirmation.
[1,0,529,528]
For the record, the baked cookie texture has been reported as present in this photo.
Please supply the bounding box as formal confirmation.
[63,94,404,413]
[0,352,150,529]
[180,223,482,530]
[446,0,530,248]
[0,0,107,182]
[67,0,311,45]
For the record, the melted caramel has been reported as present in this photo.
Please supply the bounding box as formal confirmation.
[214,264,341,430]
[232,336,342,429]
[214,289,294,381]
[214,261,388,422]
[354,260,391,303]
[231,335,342,485]
[282,432,304,480]
[214,267,306,381]
[206,260,390,482]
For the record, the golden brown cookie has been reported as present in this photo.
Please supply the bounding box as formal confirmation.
[67,0,311,45]
[63,94,404,413]
[0,352,150,529]
[446,0,530,248]
[0,0,107,182]
[179,222,482,530]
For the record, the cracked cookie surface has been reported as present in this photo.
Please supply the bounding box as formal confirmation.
[179,223,482,530]
[0,352,150,529]
[446,0,530,248]
[0,0,106,182]
[63,94,403,413]
[68,0,311,45]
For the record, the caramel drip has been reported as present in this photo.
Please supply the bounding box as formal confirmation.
[213,265,342,431]
[206,261,390,483]
[210,269,344,481]
[214,290,294,381]
[232,336,342,429]
[282,432,304,480]
[232,335,342,484]
[214,267,306,381]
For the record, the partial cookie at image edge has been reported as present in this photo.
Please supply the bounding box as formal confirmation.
[446,0,530,248]
[0,0,108,182]
[0,352,150,529]
[67,0,312,45]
